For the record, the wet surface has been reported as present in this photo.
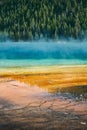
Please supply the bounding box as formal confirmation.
[0,78,87,130]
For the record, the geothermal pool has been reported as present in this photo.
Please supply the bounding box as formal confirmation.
[0,40,87,130]
[0,59,87,68]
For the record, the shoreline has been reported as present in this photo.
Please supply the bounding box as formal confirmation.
[0,65,87,92]
[0,64,87,75]
[0,65,87,129]
[0,78,87,130]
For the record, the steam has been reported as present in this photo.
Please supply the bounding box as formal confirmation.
[0,38,87,59]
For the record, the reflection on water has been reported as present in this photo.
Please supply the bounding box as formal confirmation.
[0,63,87,100]
[0,78,87,130]
[58,85,87,99]
[0,39,87,129]
[0,66,87,130]
[9,74,87,101]
[52,86,87,102]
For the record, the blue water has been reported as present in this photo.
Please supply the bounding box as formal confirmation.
[0,39,87,59]
[0,39,87,68]
[0,59,87,68]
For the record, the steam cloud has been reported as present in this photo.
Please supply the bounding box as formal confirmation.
[0,38,87,59]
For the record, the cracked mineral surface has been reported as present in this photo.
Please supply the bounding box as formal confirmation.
[0,78,87,130]
[0,66,87,130]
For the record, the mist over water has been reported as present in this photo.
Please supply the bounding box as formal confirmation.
[0,38,87,60]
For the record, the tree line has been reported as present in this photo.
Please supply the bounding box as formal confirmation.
[0,0,87,41]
